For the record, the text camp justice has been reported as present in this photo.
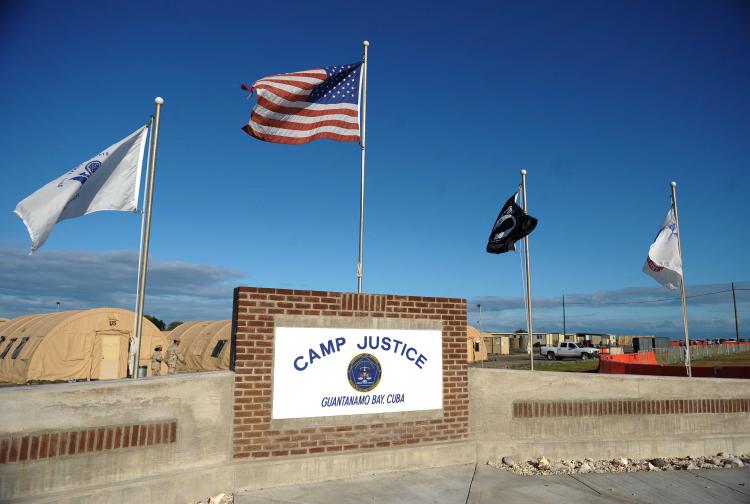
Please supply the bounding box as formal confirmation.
[292,335,429,372]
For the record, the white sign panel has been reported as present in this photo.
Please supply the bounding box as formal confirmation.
[272,327,443,419]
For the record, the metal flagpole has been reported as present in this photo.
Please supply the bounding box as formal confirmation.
[477,304,484,368]
[132,97,164,379]
[356,40,369,294]
[670,181,692,377]
[521,169,534,371]
[129,116,154,378]
[732,282,740,343]
[562,295,567,339]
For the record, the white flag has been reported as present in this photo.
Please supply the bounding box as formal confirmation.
[642,208,683,290]
[14,125,149,251]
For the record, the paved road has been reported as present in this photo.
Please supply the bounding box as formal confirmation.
[236,464,750,504]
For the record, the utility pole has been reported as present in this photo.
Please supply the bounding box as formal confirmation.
[562,295,567,340]
[732,282,740,343]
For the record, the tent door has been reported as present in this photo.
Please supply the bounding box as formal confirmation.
[97,332,127,380]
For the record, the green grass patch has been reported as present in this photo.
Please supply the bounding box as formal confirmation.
[530,359,600,373]
[469,356,600,372]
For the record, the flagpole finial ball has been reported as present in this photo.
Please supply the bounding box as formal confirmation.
[155,97,164,105]
[670,181,677,188]
[363,40,370,46]
[521,169,527,176]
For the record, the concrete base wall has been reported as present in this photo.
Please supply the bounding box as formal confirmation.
[7,442,475,504]
[0,372,234,502]
[232,440,476,492]
[0,370,472,504]
[5,367,750,503]
[470,368,750,462]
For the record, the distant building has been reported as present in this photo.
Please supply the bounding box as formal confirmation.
[489,332,566,351]
[486,331,618,352]
[481,333,510,356]
[575,333,617,347]
[618,335,670,353]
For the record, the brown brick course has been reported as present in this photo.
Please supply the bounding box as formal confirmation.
[38,433,49,459]
[512,398,750,418]
[19,436,30,461]
[232,287,469,459]
[0,420,177,465]
[0,437,8,464]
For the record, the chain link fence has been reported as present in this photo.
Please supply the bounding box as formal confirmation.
[652,344,750,365]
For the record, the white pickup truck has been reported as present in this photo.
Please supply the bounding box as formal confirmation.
[539,342,599,361]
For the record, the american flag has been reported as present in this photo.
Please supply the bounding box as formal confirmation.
[242,62,363,145]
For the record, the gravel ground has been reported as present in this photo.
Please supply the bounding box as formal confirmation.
[196,493,233,504]
[489,452,750,475]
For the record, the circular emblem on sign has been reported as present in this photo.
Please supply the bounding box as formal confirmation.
[85,160,102,175]
[347,353,381,392]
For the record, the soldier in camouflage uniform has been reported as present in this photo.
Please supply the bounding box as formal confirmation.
[165,338,185,375]
[150,345,163,376]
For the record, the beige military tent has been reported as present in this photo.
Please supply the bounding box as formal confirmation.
[466,325,489,363]
[166,320,231,372]
[0,308,168,384]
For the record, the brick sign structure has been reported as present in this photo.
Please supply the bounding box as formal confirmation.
[231,287,469,459]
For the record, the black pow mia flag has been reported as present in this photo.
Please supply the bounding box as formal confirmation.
[486,193,538,254]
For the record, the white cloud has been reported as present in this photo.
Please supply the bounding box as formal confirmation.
[0,249,248,322]
[469,282,749,339]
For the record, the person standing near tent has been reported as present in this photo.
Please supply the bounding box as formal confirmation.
[165,338,185,375]
[151,345,163,376]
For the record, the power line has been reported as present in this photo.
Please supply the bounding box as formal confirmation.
[467,287,749,310]
[565,288,734,307]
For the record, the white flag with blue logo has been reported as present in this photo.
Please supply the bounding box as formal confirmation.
[642,208,683,290]
[14,125,148,251]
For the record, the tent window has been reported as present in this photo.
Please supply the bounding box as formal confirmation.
[0,336,5,347]
[12,337,30,359]
[211,340,227,358]
[0,338,17,359]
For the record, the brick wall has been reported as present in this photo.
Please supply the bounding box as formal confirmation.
[231,287,468,459]
[513,398,750,418]
[0,420,177,464]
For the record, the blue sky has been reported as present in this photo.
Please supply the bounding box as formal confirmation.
[1,0,748,337]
